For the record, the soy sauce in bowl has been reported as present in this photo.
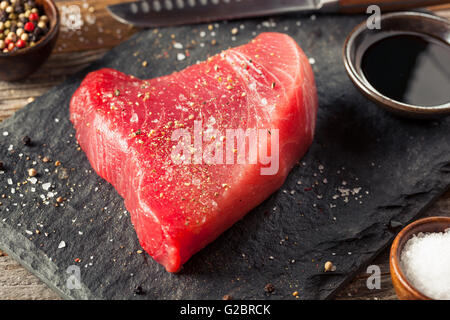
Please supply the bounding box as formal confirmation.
[361,33,450,107]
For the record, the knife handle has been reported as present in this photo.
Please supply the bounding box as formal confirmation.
[339,0,450,13]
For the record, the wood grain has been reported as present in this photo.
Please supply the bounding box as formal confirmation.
[0,0,449,300]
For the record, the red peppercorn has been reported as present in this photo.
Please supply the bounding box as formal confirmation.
[8,42,15,51]
[28,13,39,21]
[4,38,11,45]
[16,39,26,49]
[24,22,35,32]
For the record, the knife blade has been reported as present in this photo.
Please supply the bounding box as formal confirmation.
[107,0,337,27]
[107,0,449,28]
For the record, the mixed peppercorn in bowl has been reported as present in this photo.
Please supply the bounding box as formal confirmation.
[0,0,51,53]
[0,0,59,81]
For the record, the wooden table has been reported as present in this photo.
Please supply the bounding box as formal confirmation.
[0,1,449,300]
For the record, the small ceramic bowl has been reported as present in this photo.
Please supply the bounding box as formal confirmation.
[390,216,450,300]
[0,0,60,81]
[343,11,450,118]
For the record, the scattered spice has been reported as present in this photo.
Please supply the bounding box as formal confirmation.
[222,294,233,300]
[324,261,335,272]
[27,168,37,177]
[292,291,299,297]
[56,196,63,203]
[264,283,275,293]
[142,60,148,67]
[21,135,31,146]
[134,286,145,295]
[54,160,61,167]
[57,167,69,180]
[42,156,50,163]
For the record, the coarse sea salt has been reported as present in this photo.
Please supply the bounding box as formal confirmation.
[400,228,450,300]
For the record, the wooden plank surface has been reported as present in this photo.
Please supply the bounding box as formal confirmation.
[0,1,449,300]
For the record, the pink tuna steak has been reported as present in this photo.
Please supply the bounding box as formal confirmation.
[70,33,318,272]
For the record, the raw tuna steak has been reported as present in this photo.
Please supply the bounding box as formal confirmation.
[70,33,318,272]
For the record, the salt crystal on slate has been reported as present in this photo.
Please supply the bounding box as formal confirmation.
[58,241,66,249]
[400,229,450,300]
[173,42,183,49]
[42,183,51,191]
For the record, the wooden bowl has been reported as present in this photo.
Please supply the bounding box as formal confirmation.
[390,216,450,300]
[0,0,60,81]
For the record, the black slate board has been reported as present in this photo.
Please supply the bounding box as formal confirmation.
[1,13,449,300]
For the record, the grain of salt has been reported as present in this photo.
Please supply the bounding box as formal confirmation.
[400,228,450,300]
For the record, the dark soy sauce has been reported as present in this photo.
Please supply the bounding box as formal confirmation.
[361,33,450,107]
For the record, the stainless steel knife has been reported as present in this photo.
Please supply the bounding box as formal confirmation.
[107,0,449,28]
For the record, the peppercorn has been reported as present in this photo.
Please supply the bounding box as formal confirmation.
[28,12,37,21]
[264,283,275,293]
[24,21,33,32]
[27,168,37,177]
[22,135,31,146]
[324,261,335,272]
[16,38,25,48]
[133,286,144,295]
[32,26,42,37]
[7,41,14,50]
